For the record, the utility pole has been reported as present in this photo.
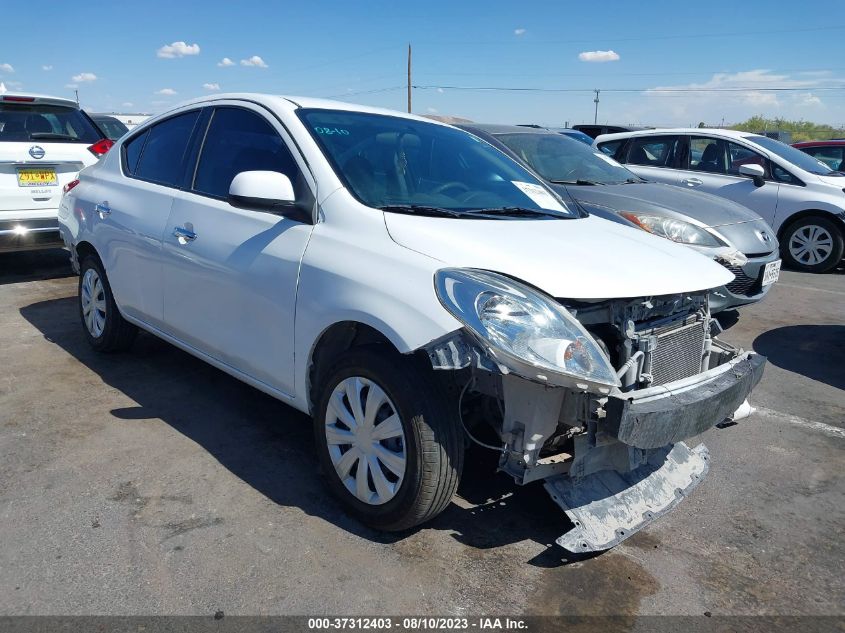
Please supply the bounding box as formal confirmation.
[593,89,600,125]
[407,43,412,114]
[74,89,79,106]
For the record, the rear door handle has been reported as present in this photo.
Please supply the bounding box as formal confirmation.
[95,202,111,218]
[173,226,197,244]
[682,177,703,187]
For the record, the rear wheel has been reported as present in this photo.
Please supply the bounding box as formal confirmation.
[78,255,137,352]
[314,346,463,531]
[781,216,844,273]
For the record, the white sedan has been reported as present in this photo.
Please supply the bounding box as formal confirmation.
[59,94,765,551]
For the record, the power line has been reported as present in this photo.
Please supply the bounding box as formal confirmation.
[413,84,845,94]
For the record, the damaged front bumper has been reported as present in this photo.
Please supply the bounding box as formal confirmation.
[427,331,766,551]
[603,352,766,449]
[545,441,709,552]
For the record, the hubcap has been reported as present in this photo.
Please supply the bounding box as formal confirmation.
[789,224,833,266]
[81,268,107,338]
[324,377,407,506]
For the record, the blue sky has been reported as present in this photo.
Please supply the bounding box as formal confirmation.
[2,0,844,127]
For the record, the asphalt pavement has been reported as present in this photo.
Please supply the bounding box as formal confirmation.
[0,248,842,619]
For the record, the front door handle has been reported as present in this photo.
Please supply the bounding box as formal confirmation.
[682,177,703,187]
[173,226,197,244]
[95,202,111,218]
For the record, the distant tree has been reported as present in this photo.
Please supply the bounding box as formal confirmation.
[732,116,845,142]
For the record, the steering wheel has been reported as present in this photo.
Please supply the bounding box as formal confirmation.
[431,181,470,196]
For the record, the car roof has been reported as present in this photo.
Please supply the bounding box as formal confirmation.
[459,123,558,136]
[155,93,450,127]
[0,92,79,108]
[595,128,765,144]
[792,140,845,147]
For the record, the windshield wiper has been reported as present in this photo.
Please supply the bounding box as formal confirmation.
[379,204,467,218]
[468,206,569,219]
[28,133,81,141]
[550,179,604,186]
[623,177,646,184]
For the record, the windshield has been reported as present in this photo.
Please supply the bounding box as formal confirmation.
[0,103,101,143]
[746,135,833,175]
[298,109,578,217]
[495,132,639,185]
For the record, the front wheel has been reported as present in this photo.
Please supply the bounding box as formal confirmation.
[78,255,138,352]
[313,346,463,531]
[781,216,844,273]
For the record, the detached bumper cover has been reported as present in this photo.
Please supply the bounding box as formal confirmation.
[604,353,766,449]
[545,442,709,552]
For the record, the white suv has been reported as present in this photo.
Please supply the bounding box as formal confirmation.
[596,128,845,272]
[59,94,766,552]
[0,93,111,253]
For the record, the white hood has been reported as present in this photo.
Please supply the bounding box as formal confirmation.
[385,214,734,300]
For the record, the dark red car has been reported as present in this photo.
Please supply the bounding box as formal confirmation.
[792,140,845,172]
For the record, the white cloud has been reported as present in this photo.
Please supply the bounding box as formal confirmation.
[629,69,843,125]
[578,50,620,63]
[240,55,268,68]
[41,65,53,71]
[0,63,14,73]
[122,102,134,107]
[427,107,438,113]
[203,82,220,91]
[72,72,97,83]
[156,41,200,59]
[514,28,526,36]
[65,83,78,89]
[217,57,235,67]
[155,88,177,95]
[0,82,6,94]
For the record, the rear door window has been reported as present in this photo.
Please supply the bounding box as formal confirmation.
[626,136,681,167]
[0,102,101,143]
[133,111,200,187]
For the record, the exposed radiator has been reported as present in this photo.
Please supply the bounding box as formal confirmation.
[643,317,707,386]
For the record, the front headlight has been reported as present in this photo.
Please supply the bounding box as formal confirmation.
[435,268,620,392]
[620,211,722,247]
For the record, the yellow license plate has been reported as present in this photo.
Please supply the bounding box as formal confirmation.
[17,167,58,187]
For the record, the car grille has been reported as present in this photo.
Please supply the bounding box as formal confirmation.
[647,318,707,386]
[721,263,760,297]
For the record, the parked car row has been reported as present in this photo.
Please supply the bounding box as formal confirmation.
[596,128,845,273]
[458,124,781,313]
[55,92,769,553]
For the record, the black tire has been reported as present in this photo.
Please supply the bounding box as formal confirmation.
[78,255,137,352]
[313,346,463,531]
[780,215,844,273]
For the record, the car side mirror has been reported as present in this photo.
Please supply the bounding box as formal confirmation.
[228,170,312,223]
[738,164,766,187]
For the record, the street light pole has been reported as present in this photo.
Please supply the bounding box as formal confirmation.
[593,89,600,125]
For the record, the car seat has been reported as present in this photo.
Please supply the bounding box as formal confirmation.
[698,143,722,172]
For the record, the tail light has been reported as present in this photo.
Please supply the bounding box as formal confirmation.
[87,138,114,157]
[63,179,80,194]
[1,95,36,102]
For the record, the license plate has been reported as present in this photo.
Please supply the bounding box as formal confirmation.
[17,167,57,187]
[761,259,781,286]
